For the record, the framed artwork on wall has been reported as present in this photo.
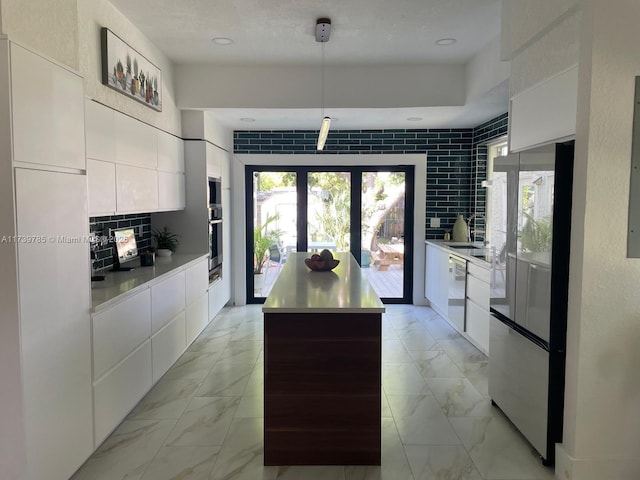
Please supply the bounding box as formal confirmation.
[100,27,162,112]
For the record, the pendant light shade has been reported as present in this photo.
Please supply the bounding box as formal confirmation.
[317,116,331,150]
[316,18,332,151]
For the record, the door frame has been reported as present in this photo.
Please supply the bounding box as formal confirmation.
[244,164,415,304]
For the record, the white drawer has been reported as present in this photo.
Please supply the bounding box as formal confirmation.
[465,298,490,354]
[489,317,549,456]
[186,294,209,345]
[467,261,490,283]
[151,271,186,334]
[92,289,151,380]
[93,340,152,447]
[152,312,186,383]
[466,274,490,310]
[185,259,209,306]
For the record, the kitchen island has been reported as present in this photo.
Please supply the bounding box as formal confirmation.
[262,252,385,465]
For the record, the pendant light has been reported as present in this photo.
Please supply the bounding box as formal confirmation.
[316,18,331,150]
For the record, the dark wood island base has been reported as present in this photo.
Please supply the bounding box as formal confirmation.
[264,312,382,466]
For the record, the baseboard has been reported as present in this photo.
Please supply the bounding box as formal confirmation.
[555,444,640,480]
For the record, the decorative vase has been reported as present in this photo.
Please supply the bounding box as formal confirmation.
[452,214,468,242]
[156,248,172,257]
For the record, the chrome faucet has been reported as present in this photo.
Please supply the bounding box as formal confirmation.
[466,213,485,242]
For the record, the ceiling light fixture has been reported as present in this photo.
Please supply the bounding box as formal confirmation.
[212,37,234,45]
[316,18,331,151]
[407,117,422,122]
[435,38,456,46]
[240,117,255,122]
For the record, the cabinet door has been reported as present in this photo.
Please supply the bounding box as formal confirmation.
[151,312,186,383]
[425,244,448,315]
[93,341,152,446]
[185,258,209,306]
[15,168,92,480]
[85,99,116,162]
[151,271,186,334]
[87,159,117,215]
[92,289,151,380]
[186,294,208,345]
[116,164,159,213]
[115,111,158,168]
[488,316,549,456]
[158,171,185,211]
[10,43,85,170]
[157,130,184,172]
[206,142,221,177]
[466,299,490,354]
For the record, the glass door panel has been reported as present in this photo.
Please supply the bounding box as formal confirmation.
[252,171,297,299]
[306,171,351,253]
[360,171,406,299]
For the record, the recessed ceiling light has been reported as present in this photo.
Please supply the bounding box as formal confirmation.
[240,117,255,122]
[407,117,422,122]
[435,38,456,46]
[212,37,234,45]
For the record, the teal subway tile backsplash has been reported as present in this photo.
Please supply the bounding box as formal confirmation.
[233,114,508,240]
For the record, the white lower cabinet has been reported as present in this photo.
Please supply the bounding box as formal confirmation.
[152,312,187,383]
[186,294,209,344]
[92,290,151,379]
[465,262,491,354]
[93,340,152,446]
[425,244,449,316]
[151,271,186,334]
[91,257,209,449]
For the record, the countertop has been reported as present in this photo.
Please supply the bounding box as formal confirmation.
[426,240,494,267]
[262,252,385,314]
[91,253,208,313]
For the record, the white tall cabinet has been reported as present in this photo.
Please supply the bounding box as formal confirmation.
[0,40,92,480]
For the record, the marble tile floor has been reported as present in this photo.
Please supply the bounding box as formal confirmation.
[71,304,556,480]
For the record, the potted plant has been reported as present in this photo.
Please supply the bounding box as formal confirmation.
[253,214,281,292]
[152,226,179,257]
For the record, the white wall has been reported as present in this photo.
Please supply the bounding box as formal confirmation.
[0,0,79,69]
[504,1,640,478]
[465,35,510,104]
[231,154,427,307]
[182,110,233,152]
[76,0,181,135]
[175,64,465,110]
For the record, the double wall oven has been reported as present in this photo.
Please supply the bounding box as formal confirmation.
[208,176,223,281]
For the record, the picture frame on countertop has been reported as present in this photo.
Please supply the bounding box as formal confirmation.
[100,27,162,112]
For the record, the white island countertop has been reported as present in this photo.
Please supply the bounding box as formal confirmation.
[262,252,385,314]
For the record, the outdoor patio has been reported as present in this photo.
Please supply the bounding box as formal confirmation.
[257,261,404,299]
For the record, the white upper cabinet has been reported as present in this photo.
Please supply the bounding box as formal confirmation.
[87,159,116,215]
[85,100,116,163]
[206,142,221,178]
[115,111,158,168]
[116,164,158,213]
[158,170,185,211]
[157,130,185,172]
[10,43,85,170]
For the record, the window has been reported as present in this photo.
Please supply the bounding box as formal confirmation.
[485,140,508,246]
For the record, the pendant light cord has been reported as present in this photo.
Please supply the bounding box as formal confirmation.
[321,41,325,121]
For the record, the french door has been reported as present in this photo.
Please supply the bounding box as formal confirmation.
[246,166,414,303]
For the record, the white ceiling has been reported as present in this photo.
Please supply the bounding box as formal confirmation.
[108,0,506,130]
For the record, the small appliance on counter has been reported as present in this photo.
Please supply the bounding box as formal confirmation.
[140,250,155,266]
[89,232,105,281]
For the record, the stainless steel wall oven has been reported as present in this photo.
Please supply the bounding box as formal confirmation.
[208,176,222,280]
